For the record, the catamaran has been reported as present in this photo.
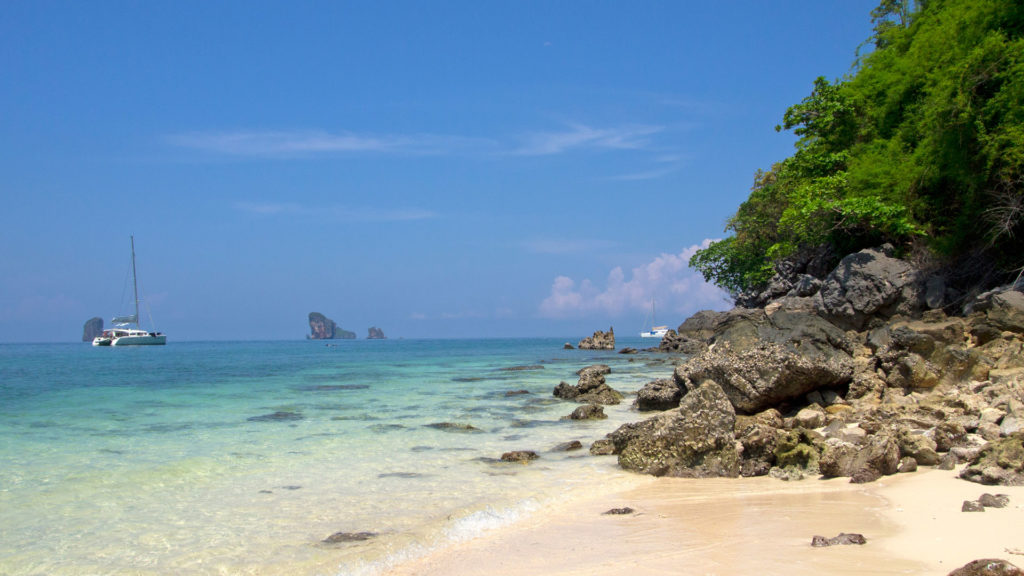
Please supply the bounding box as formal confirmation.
[93,236,167,346]
[640,299,669,338]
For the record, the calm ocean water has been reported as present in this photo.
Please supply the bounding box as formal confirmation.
[0,338,674,575]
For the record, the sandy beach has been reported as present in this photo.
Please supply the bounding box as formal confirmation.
[390,467,1024,575]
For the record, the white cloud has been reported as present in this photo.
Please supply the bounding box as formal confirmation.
[538,240,731,319]
[512,123,663,156]
[170,130,492,158]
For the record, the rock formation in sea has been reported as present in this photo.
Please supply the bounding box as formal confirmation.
[307,312,356,340]
[367,326,386,339]
[578,327,615,350]
[591,245,1024,485]
[82,317,103,342]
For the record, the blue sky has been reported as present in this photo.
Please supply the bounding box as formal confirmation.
[1,1,879,342]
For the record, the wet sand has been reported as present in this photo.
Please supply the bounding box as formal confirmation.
[389,468,1024,575]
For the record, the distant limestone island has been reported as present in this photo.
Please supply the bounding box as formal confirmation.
[82,317,104,342]
[307,312,386,340]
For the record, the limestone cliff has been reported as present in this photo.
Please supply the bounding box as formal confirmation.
[307,312,356,340]
[367,327,386,339]
[82,317,103,342]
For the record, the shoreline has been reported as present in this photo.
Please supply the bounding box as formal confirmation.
[388,467,1024,575]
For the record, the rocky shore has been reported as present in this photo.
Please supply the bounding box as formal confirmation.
[591,246,1023,493]
[551,245,1023,574]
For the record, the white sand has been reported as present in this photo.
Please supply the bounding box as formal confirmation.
[388,468,1024,575]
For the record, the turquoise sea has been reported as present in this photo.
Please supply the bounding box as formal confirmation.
[0,338,673,575]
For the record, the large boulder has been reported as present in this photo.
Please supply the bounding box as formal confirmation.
[947,559,1023,576]
[578,327,615,350]
[816,246,925,331]
[610,380,739,478]
[676,341,854,414]
[634,378,683,411]
[819,434,901,480]
[959,432,1024,486]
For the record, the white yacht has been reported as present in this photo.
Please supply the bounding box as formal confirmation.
[640,299,669,339]
[93,236,167,346]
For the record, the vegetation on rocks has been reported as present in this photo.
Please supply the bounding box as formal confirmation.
[691,0,1024,296]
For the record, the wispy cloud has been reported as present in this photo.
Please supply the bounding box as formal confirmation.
[538,240,731,319]
[512,123,663,156]
[170,130,492,158]
[233,201,438,222]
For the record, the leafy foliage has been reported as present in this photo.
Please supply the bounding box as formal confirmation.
[691,0,1024,293]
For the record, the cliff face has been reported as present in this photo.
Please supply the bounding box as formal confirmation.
[82,317,103,342]
[367,327,386,339]
[307,312,356,340]
[578,327,615,350]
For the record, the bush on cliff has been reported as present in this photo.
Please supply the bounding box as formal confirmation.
[691,0,1024,296]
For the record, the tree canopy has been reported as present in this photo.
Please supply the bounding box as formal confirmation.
[691,0,1024,296]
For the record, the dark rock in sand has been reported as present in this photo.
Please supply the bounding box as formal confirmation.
[323,531,377,543]
[578,327,615,350]
[501,450,539,463]
[610,380,739,478]
[248,411,304,422]
[947,559,1023,576]
[634,378,683,412]
[811,533,867,547]
[962,500,986,512]
[82,317,103,341]
[979,493,1010,508]
[898,456,918,473]
[602,507,635,515]
[960,432,1024,486]
[564,404,607,420]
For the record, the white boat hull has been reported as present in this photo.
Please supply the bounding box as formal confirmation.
[112,334,166,346]
[640,329,669,338]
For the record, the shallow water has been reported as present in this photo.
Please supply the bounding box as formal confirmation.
[0,338,677,575]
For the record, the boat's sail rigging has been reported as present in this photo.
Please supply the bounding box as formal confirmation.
[92,236,166,346]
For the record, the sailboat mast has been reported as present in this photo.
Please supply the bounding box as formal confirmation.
[130,235,140,328]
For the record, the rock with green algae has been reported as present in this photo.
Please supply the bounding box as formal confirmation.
[773,428,823,474]
[959,431,1024,486]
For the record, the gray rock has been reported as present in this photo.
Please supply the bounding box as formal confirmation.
[898,456,918,473]
[959,432,1024,485]
[677,341,854,414]
[816,247,925,331]
[811,533,867,547]
[612,380,739,478]
[634,378,683,411]
[500,450,539,463]
[565,404,607,420]
[1001,414,1022,437]
[962,500,986,512]
[553,366,623,405]
[578,327,615,350]
[552,440,584,452]
[82,317,103,342]
[947,558,1023,576]
[979,493,1010,508]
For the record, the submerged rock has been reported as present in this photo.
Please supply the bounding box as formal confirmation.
[248,411,303,422]
[811,533,867,547]
[323,531,377,543]
[501,450,539,463]
[564,404,606,420]
[425,422,483,432]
